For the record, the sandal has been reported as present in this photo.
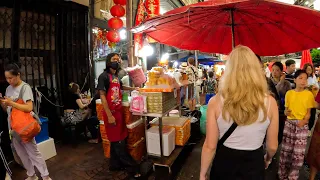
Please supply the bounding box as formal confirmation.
[134,173,141,179]
[88,139,99,144]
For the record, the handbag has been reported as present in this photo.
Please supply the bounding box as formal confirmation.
[10,84,41,143]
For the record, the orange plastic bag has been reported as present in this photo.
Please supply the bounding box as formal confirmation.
[11,100,41,143]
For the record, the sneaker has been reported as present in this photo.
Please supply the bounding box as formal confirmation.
[25,175,38,180]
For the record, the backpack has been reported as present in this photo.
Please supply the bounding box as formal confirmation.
[206,79,216,93]
[10,84,41,143]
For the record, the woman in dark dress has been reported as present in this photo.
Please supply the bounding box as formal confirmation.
[307,91,320,180]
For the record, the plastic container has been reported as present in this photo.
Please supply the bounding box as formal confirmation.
[35,117,49,143]
[36,138,57,160]
[99,120,108,141]
[123,102,133,125]
[127,138,146,162]
[169,110,180,117]
[200,105,208,135]
[127,119,145,146]
[102,139,110,158]
[147,126,175,156]
[151,117,191,146]
[122,91,129,102]
[96,99,104,120]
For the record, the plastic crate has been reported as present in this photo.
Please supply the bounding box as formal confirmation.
[35,117,49,144]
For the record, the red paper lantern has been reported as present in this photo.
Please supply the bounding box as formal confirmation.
[108,17,124,30]
[110,5,125,17]
[106,30,120,43]
[113,0,126,5]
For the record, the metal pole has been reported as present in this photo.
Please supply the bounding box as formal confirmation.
[126,0,135,67]
[195,50,198,68]
[89,0,95,91]
[159,117,164,158]
[230,9,235,49]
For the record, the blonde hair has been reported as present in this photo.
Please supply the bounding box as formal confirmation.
[219,45,268,125]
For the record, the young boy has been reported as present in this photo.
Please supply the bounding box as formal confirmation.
[204,71,217,104]
[278,70,315,180]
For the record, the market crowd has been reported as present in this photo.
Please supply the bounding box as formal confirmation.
[201,46,320,180]
[2,46,320,180]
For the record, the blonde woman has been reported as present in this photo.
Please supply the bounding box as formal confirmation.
[200,46,279,180]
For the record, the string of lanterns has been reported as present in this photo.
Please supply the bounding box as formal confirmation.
[107,0,127,48]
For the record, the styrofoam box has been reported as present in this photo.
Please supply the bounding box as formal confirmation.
[36,138,57,161]
[147,126,175,157]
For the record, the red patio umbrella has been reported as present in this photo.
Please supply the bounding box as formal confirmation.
[132,0,320,56]
[300,50,313,69]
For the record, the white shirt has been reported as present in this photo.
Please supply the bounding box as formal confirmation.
[217,97,271,150]
[308,75,319,88]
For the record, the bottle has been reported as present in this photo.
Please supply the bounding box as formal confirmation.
[87,90,91,99]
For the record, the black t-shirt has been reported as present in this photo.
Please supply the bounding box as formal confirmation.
[64,93,81,110]
[97,71,123,93]
[285,72,295,89]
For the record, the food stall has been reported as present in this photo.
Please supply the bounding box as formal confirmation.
[96,64,192,172]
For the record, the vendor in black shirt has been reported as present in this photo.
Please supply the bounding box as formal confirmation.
[97,53,141,178]
[285,59,296,89]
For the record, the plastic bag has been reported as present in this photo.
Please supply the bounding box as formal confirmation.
[130,90,147,114]
[200,105,208,135]
[127,65,146,87]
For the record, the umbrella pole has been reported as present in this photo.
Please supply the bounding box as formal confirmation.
[230,9,235,49]
[195,50,198,68]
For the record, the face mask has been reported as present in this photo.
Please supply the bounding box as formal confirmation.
[110,62,119,70]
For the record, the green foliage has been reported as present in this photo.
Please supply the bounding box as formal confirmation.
[311,49,320,63]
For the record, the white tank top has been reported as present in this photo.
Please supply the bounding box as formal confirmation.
[217,97,271,150]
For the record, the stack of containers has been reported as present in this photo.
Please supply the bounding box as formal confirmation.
[151,117,191,146]
[96,100,110,158]
[100,121,110,158]
[124,101,146,162]
[97,98,146,160]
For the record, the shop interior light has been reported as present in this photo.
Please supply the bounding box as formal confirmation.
[141,39,154,57]
[315,0,320,10]
[119,29,127,40]
[173,61,178,68]
[92,28,98,34]
[276,0,294,4]
[161,53,169,61]
[160,7,166,15]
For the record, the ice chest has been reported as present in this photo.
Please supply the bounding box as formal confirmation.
[127,119,145,146]
[102,139,110,158]
[35,117,49,144]
[151,117,191,146]
[96,100,104,120]
[127,138,146,162]
[147,126,175,157]
[99,120,108,141]
[36,138,57,160]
